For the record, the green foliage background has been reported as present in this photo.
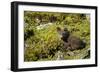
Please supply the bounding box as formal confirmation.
[24,11,90,61]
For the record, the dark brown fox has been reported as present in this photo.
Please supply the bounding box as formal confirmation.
[57,27,86,50]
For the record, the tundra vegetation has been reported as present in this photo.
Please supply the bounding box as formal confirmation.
[24,11,90,61]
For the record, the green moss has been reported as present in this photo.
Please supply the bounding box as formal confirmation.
[24,11,90,61]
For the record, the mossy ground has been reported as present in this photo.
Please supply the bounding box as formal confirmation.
[24,11,90,61]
